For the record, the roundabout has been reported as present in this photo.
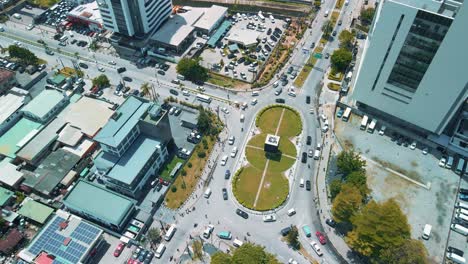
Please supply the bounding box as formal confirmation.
[233,105,303,211]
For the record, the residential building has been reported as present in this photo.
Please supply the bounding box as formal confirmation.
[17,197,54,225]
[0,229,23,255]
[21,89,69,124]
[351,0,468,154]
[96,0,172,38]
[0,69,16,95]
[0,90,30,136]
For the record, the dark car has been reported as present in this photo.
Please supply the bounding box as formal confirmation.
[306,180,311,191]
[249,54,257,60]
[222,188,228,200]
[275,98,285,103]
[157,69,166,75]
[225,170,231,179]
[79,62,88,69]
[236,209,249,219]
[301,152,307,163]
[460,188,468,195]
[281,79,288,86]
[307,136,312,145]
[155,183,163,191]
[131,89,139,96]
[37,39,45,45]
[270,35,277,42]
[237,57,245,64]
[123,76,132,82]
[71,39,77,44]
[265,45,272,52]
[267,28,272,35]
[325,53,330,59]
[448,246,464,257]
[117,67,126,73]
[169,89,179,96]
[306,96,311,104]
[280,226,292,236]
[332,30,337,36]
[325,218,337,228]
[310,42,315,49]
[227,53,236,59]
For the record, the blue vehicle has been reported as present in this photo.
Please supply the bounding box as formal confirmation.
[302,225,311,237]
[217,231,232,240]
[336,108,344,118]
[460,193,468,201]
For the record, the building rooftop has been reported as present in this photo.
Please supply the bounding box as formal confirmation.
[0,158,24,188]
[0,117,42,158]
[58,96,114,137]
[63,181,135,227]
[0,228,23,255]
[0,93,26,125]
[58,124,83,146]
[226,28,260,46]
[0,186,14,207]
[0,69,14,84]
[193,5,227,31]
[17,197,54,224]
[21,89,66,121]
[62,138,94,158]
[47,74,66,86]
[94,96,151,147]
[19,210,103,264]
[22,148,80,196]
[265,134,280,147]
[68,1,103,23]
[95,135,161,185]
[207,20,231,47]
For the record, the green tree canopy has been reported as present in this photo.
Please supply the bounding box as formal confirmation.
[360,7,376,25]
[232,243,281,264]
[338,30,355,50]
[346,170,369,197]
[331,48,353,72]
[337,150,366,176]
[211,252,232,264]
[92,74,110,88]
[147,228,161,246]
[346,199,411,259]
[176,58,208,83]
[321,20,333,38]
[286,226,300,249]
[329,179,342,200]
[332,184,362,223]
[8,45,39,65]
[379,239,429,264]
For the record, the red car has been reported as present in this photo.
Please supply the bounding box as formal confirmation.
[315,231,327,245]
[127,259,135,264]
[114,243,125,257]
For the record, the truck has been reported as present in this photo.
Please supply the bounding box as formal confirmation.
[342,107,351,121]
[367,119,377,133]
[360,115,369,130]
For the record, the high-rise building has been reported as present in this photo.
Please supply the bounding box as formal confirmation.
[352,0,468,140]
[96,0,172,38]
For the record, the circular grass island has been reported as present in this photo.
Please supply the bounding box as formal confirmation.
[233,105,302,211]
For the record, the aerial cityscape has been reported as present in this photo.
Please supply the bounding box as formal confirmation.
[0,0,465,263]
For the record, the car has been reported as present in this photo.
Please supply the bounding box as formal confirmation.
[220,155,228,166]
[222,188,228,200]
[332,30,337,36]
[70,39,77,44]
[138,250,148,262]
[325,53,330,59]
[230,147,238,158]
[98,66,105,72]
[410,141,417,150]
[306,96,311,104]
[310,241,323,256]
[45,49,54,55]
[144,251,154,263]
[325,218,336,227]
[109,61,117,65]
[281,226,292,236]
[157,69,165,75]
[228,136,235,145]
[113,243,125,257]
[79,62,88,69]
[123,76,132,82]
[306,180,311,191]
[274,88,282,96]
[460,188,468,195]
[263,214,277,222]
[439,157,447,167]
[26,24,35,30]
[448,246,464,257]
[117,67,126,73]
[236,209,249,219]
[301,152,307,163]
[275,98,285,103]
[310,42,315,49]
[288,259,298,264]
[316,231,327,244]
[338,20,342,26]
[307,136,312,145]
[221,107,229,114]
[422,147,429,155]
[225,170,231,179]
[336,108,344,118]
[460,193,468,201]
[169,89,179,95]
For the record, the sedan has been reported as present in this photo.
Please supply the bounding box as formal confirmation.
[263,214,277,222]
[225,170,231,179]
[306,96,311,104]
[301,152,307,163]
[315,231,327,245]
[222,188,228,200]
[236,209,249,219]
[306,180,311,191]
[325,218,336,228]
[98,66,105,72]
[307,136,312,145]
[220,155,228,166]
[113,243,125,257]
[123,76,132,82]
[79,62,88,69]
[275,98,285,103]
[439,157,447,167]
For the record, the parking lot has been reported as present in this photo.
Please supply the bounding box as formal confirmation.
[334,113,461,263]
[200,13,287,83]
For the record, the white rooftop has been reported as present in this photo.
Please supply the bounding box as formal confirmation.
[193,5,227,31]
[68,1,102,23]
[0,93,26,124]
[0,158,24,187]
[226,28,261,46]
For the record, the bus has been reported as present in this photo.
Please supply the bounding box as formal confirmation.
[367,119,377,133]
[342,107,351,121]
[217,231,232,240]
[360,115,369,130]
[164,224,177,241]
[456,159,465,175]
[196,94,212,103]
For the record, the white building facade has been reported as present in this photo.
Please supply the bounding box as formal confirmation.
[96,0,172,38]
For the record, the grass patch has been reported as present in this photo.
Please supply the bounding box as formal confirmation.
[246,147,268,171]
[277,108,302,138]
[256,107,284,134]
[327,82,341,91]
[232,166,263,208]
[254,171,289,211]
[278,138,297,157]
[159,156,185,182]
[28,0,59,8]
[248,134,268,148]
[328,70,344,82]
[207,72,246,88]
[331,11,340,24]
[335,0,344,9]
[294,46,324,87]
[165,136,215,209]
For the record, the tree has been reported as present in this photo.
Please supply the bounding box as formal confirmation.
[231,243,281,264]
[338,30,355,50]
[314,0,321,8]
[7,45,39,65]
[147,228,161,246]
[211,252,232,264]
[332,184,362,223]
[197,107,220,135]
[346,170,369,197]
[331,48,353,72]
[192,240,204,260]
[321,20,333,38]
[360,7,376,25]
[329,179,342,200]
[92,74,110,88]
[176,57,208,82]
[286,226,300,250]
[140,82,152,99]
[346,199,411,259]
[379,239,429,264]
[336,150,366,176]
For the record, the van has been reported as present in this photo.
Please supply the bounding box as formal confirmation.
[155,244,166,258]
[324,10,329,17]
[204,188,212,198]
[59,35,68,42]
[313,150,320,160]
[456,213,468,222]
[287,208,296,216]
[457,208,468,216]
[452,224,468,235]
[13,13,21,19]
[447,252,466,264]
[446,156,454,169]
[422,224,432,240]
[240,114,245,122]
[252,91,259,96]
[203,224,214,238]
[233,239,244,247]
[457,159,465,175]
[177,74,185,81]
[456,201,468,210]
[300,178,304,187]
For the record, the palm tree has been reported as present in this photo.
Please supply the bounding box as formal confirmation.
[147,228,161,247]
[140,82,151,99]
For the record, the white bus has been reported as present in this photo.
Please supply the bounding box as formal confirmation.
[164,224,177,241]
[196,94,212,103]
[342,107,351,121]
[456,159,465,175]
[155,244,166,258]
[360,115,369,130]
[367,119,377,133]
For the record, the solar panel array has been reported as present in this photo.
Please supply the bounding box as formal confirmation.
[27,216,101,264]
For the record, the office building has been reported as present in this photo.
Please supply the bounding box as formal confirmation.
[352,0,468,154]
[96,0,172,38]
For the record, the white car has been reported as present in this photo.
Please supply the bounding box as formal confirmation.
[310,241,323,256]
[182,90,190,96]
[26,24,35,30]
[308,149,314,157]
[98,66,105,72]
[231,147,238,158]
[439,157,447,167]
[221,107,230,114]
[203,224,214,238]
[262,214,277,222]
[108,61,116,65]
[251,98,258,105]
[422,147,428,155]
[228,136,235,145]
[197,86,205,91]
[410,141,417,150]
[220,155,228,166]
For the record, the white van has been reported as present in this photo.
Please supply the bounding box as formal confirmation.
[324,10,329,17]
[233,239,244,247]
[287,208,296,216]
[451,224,468,236]
[456,201,468,210]
[422,224,432,240]
[456,213,468,222]
[155,243,166,258]
[458,208,468,216]
[203,225,214,238]
[313,150,320,160]
[300,178,304,187]
[240,114,245,122]
[447,252,466,264]
[456,159,466,175]
[13,13,21,19]
[204,188,212,198]
[252,91,259,96]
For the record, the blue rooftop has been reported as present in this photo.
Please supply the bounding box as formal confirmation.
[95,135,161,185]
[94,96,151,147]
[207,20,231,47]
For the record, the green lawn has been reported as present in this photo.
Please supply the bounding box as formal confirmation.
[294,46,324,87]
[254,171,289,211]
[159,156,185,182]
[278,138,297,157]
[232,166,263,208]
[247,134,267,148]
[256,107,284,134]
[277,108,302,138]
[245,147,268,171]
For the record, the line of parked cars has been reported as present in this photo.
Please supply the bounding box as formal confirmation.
[41,1,75,28]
